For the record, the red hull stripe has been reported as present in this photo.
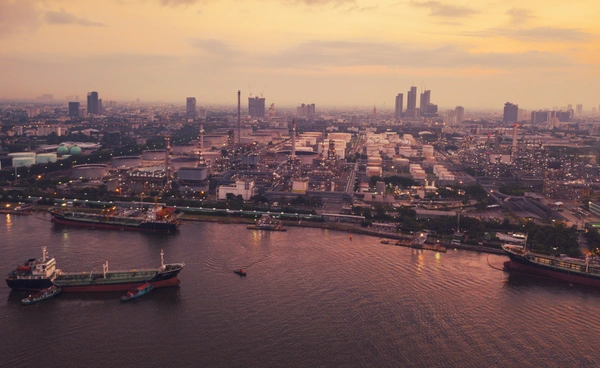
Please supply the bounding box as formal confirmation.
[51,216,172,232]
[505,260,600,287]
[58,277,180,292]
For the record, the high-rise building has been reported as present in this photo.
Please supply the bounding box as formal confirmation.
[98,99,103,114]
[68,102,80,117]
[186,97,197,118]
[576,104,583,115]
[87,91,99,115]
[297,103,316,119]
[248,96,266,118]
[394,93,403,118]
[455,106,464,123]
[407,86,417,110]
[419,90,431,115]
[503,102,519,123]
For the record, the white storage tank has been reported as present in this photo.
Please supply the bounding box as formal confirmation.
[9,152,36,158]
[142,150,166,161]
[35,153,58,164]
[12,157,36,167]
[112,156,142,169]
[178,167,208,181]
[72,164,108,179]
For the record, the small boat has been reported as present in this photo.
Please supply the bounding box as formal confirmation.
[120,283,154,301]
[247,214,286,231]
[380,239,390,244]
[21,285,61,305]
[234,269,247,276]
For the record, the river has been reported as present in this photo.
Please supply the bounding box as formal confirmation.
[1,213,599,367]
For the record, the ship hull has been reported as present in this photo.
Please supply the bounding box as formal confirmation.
[504,252,600,287]
[58,277,180,292]
[50,212,178,232]
[6,277,55,291]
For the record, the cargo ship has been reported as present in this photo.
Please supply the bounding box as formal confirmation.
[49,204,180,232]
[503,244,600,287]
[6,247,185,292]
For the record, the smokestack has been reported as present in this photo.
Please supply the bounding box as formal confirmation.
[291,119,296,160]
[237,90,241,146]
[198,123,205,166]
[165,136,171,190]
[512,124,518,155]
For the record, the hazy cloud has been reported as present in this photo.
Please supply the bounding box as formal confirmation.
[289,0,355,5]
[464,27,592,43]
[506,8,534,26]
[408,1,478,18]
[159,0,200,6]
[189,38,235,58]
[264,40,576,70]
[345,5,378,13]
[0,0,41,36]
[44,9,106,27]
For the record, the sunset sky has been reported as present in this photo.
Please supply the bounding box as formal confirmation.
[1,0,599,109]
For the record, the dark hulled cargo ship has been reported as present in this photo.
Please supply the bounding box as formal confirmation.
[6,248,185,292]
[503,244,600,287]
[49,205,180,232]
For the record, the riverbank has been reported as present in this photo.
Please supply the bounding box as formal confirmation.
[181,213,506,255]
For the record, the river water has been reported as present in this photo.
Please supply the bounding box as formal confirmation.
[1,213,600,367]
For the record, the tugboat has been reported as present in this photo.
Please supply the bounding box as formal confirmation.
[120,283,154,301]
[247,214,287,231]
[234,269,247,276]
[21,285,61,305]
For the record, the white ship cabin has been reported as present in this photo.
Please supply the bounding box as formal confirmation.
[30,248,57,278]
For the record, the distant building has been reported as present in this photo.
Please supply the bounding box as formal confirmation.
[407,86,417,110]
[68,102,80,117]
[297,103,316,118]
[455,106,464,123]
[186,97,197,118]
[503,102,519,123]
[531,110,549,124]
[217,179,257,200]
[576,104,583,115]
[394,93,403,119]
[419,90,431,115]
[248,96,266,118]
[87,91,99,115]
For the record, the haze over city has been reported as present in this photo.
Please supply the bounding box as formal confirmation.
[1,0,599,109]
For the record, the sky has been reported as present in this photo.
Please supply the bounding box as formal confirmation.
[0,0,599,110]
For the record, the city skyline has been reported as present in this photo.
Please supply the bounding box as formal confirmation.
[0,0,599,109]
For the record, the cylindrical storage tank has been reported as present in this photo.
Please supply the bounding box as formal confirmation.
[172,145,196,154]
[35,153,58,164]
[111,156,142,169]
[178,167,208,181]
[8,152,36,158]
[12,157,36,167]
[171,157,199,170]
[71,164,108,179]
[142,150,166,161]
[69,146,82,155]
[57,145,69,155]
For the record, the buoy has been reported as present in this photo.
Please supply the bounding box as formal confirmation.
[349,235,352,240]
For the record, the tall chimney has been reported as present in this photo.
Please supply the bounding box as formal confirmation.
[291,119,296,161]
[237,90,241,146]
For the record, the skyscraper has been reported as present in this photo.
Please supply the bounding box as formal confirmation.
[68,102,80,117]
[407,86,417,110]
[186,97,197,118]
[87,91,99,115]
[394,93,403,118]
[419,90,430,115]
[248,96,266,118]
[455,106,464,123]
[576,104,583,115]
[503,102,519,123]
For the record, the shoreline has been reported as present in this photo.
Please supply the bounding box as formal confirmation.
[181,214,506,255]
